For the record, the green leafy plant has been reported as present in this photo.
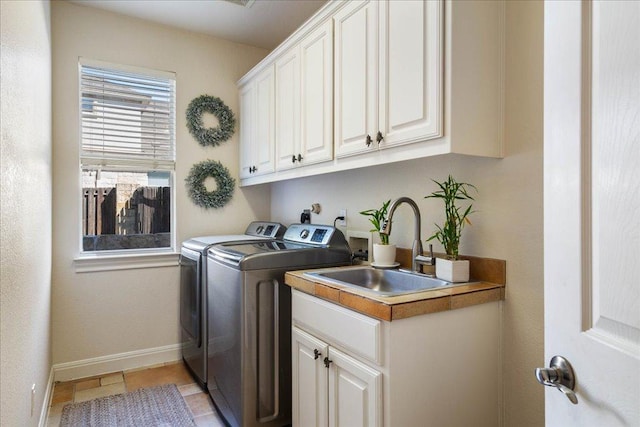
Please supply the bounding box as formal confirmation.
[359,200,391,245]
[425,175,477,260]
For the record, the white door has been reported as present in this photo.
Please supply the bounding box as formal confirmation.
[543,1,639,425]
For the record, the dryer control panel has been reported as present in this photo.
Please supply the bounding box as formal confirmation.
[283,224,348,247]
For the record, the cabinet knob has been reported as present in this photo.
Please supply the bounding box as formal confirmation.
[313,349,321,360]
[249,166,257,173]
[366,134,372,147]
[297,154,303,162]
[292,155,297,163]
[323,356,333,368]
[376,131,384,144]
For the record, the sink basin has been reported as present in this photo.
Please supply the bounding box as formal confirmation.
[304,267,460,296]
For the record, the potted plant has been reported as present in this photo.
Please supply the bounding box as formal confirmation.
[425,175,477,282]
[359,200,396,266]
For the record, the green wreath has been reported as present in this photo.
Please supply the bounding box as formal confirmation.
[185,160,235,209]
[186,95,236,147]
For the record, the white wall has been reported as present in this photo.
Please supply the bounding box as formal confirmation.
[0,1,53,425]
[270,1,544,425]
[51,1,270,370]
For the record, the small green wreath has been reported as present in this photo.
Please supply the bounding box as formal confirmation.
[185,160,236,209]
[186,95,236,147]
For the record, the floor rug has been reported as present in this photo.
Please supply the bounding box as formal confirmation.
[60,384,196,427]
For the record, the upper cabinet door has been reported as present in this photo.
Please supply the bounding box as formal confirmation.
[240,66,275,179]
[254,65,276,176]
[300,20,334,166]
[239,82,256,179]
[378,0,443,148]
[275,48,302,171]
[334,0,379,158]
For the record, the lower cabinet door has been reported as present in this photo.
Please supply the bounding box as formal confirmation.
[328,346,382,427]
[292,327,329,427]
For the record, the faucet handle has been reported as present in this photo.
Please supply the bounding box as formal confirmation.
[381,220,391,234]
[415,245,435,266]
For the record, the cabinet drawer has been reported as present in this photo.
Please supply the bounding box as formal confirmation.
[292,290,382,365]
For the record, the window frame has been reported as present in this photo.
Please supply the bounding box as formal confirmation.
[74,58,178,271]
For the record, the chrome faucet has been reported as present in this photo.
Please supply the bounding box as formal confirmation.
[381,197,435,273]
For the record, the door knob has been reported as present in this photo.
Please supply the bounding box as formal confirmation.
[535,355,578,404]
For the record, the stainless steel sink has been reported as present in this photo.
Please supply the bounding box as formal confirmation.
[304,267,461,296]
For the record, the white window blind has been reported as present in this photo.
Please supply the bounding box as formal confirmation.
[80,61,176,169]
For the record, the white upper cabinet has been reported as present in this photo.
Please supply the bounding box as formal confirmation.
[378,0,443,149]
[334,0,379,158]
[275,48,302,171]
[300,20,334,167]
[238,0,505,186]
[334,0,443,158]
[238,83,254,178]
[239,65,275,179]
[276,20,335,171]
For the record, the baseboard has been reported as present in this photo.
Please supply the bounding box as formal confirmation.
[38,366,55,427]
[52,343,182,382]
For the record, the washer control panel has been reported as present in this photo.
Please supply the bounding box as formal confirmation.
[244,221,286,238]
[285,224,340,246]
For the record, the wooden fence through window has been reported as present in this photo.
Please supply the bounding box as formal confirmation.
[82,187,170,235]
[83,188,116,235]
[128,186,171,234]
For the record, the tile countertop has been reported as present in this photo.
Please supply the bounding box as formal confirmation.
[284,251,506,322]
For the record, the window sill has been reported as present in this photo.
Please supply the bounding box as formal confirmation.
[74,251,180,273]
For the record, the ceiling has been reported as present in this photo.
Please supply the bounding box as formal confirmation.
[70,0,328,50]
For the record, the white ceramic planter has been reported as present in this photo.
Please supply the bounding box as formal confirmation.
[435,258,470,283]
[372,243,397,266]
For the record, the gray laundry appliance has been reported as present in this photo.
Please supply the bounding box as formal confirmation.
[179,222,286,388]
[206,224,352,427]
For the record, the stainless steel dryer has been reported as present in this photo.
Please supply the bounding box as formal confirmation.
[206,224,352,427]
[179,222,286,388]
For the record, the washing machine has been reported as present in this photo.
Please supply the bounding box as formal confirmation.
[206,224,352,427]
[179,221,286,388]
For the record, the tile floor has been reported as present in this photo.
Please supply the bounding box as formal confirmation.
[46,361,225,426]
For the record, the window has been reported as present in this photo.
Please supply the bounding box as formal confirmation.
[79,59,176,256]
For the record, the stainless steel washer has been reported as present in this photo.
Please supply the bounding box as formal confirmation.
[179,222,286,388]
[206,224,351,427]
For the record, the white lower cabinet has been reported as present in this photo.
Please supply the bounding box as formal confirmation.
[291,289,501,427]
[292,327,382,427]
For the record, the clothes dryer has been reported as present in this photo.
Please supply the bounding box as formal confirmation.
[179,222,286,387]
[206,224,351,427]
